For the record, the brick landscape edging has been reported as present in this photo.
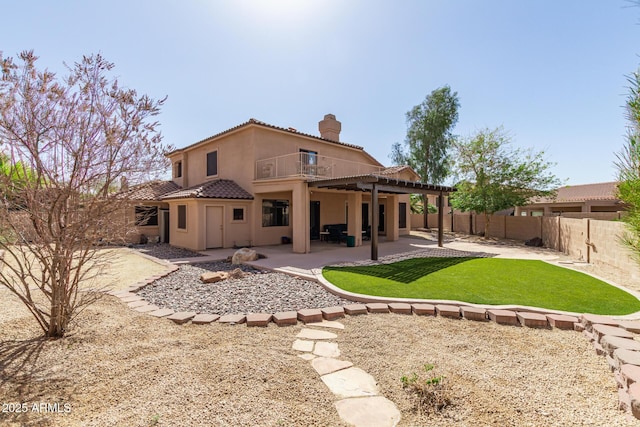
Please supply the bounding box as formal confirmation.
[106,253,640,420]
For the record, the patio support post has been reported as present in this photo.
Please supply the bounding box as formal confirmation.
[438,191,444,247]
[292,182,311,254]
[347,192,363,246]
[371,183,379,260]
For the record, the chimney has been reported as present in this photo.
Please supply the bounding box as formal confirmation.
[318,114,341,142]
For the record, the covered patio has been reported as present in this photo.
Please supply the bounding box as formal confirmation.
[308,174,456,260]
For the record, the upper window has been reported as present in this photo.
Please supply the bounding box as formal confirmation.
[177,205,187,230]
[174,161,182,178]
[300,149,317,166]
[207,151,218,176]
[135,206,158,226]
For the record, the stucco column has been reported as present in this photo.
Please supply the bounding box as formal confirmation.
[347,192,363,246]
[386,195,399,241]
[292,182,310,254]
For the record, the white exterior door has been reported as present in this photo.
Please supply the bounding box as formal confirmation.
[206,206,223,248]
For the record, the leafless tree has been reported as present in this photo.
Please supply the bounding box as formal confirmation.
[0,51,173,338]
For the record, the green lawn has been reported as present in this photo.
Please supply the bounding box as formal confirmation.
[322,257,640,315]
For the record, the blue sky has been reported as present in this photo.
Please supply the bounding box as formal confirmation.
[2,0,639,185]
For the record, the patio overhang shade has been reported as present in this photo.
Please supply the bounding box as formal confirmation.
[309,174,456,260]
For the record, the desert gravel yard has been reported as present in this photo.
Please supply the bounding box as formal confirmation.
[0,247,638,426]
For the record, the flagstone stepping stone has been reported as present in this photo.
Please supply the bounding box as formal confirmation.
[334,396,401,427]
[191,313,219,325]
[313,342,341,358]
[298,353,316,361]
[312,357,353,376]
[292,339,314,352]
[296,328,338,340]
[121,295,144,303]
[307,320,345,330]
[601,335,640,355]
[321,367,379,398]
[593,324,635,342]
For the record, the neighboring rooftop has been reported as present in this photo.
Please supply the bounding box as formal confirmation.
[121,180,181,201]
[534,182,619,204]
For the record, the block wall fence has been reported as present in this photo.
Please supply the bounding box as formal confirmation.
[411,213,640,284]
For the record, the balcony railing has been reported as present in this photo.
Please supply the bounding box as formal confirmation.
[255,152,385,180]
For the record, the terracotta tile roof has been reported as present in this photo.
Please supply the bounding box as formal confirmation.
[378,165,411,175]
[121,180,181,201]
[166,118,364,156]
[534,182,619,204]
[161,179,253,200]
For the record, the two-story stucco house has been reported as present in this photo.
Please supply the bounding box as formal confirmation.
[127,114,454,258]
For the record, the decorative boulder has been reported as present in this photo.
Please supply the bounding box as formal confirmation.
[525,237,543,247]
[200,271,229,283]
[228,268,245,279]
[232,248,258,265]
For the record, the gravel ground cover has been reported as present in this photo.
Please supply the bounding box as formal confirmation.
[137,262,354,315]
[132,243,205,260]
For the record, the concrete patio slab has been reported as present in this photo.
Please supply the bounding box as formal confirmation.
[321,367,379,399]
[334,396,401,427]
[296,329,338,340]
[311,357,353,376]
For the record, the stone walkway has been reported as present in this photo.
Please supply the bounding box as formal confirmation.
[292,319,401,427]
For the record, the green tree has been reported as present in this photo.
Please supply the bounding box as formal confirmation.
[390,85,460,227]
[616,69,640,262]
[0,51,172,338]
[449,127,561,238]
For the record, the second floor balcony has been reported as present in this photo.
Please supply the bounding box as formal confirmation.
[255,152,386,181]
